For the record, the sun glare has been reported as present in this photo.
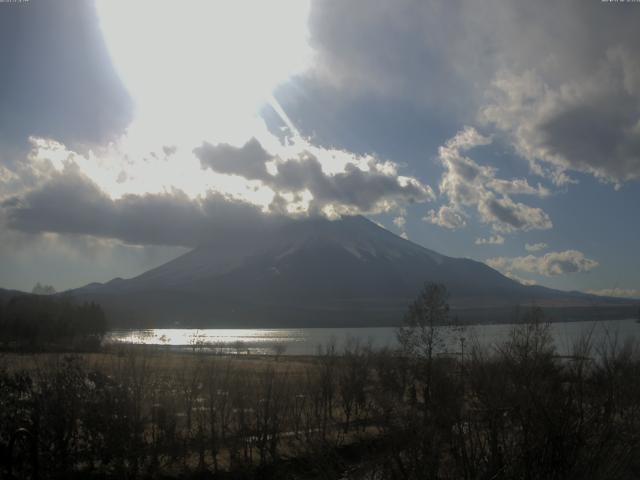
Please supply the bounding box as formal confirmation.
[95,0,311,147]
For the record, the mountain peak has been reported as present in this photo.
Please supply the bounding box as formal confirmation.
[68,215,632,327]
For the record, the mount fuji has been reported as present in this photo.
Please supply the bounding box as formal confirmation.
[68,216,635,327]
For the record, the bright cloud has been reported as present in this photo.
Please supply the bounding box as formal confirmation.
[503,271,537,286]
[424,205,467,230]
[425,127,552,233]
[487,250,599,277]
[393,215,407,229]
[586,288,640,299]
[475,235,504,245]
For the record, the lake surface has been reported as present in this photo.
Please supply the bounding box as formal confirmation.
[105,318,639,356]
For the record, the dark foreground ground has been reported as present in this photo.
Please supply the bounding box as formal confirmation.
[2,317,640,480]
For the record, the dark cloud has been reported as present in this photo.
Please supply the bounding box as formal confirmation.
[162,145,177,156]
[305,1,473,113]
[480,197,551,233]
[195,138,271,181]
[305,0,640,106]
[272,156,432,213]
[2,165,280,247]
[0,0,132,151]
[482,49,640,185]
[292,0,640,185]
[539,83,640,184]
[3,133,432,249]
[195,139,434,215]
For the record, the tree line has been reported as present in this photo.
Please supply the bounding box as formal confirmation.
[0,294,107,350]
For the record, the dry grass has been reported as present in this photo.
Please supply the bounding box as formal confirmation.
[0,347,317,377]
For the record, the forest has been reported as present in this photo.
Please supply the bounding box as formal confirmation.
[0,294,107,350]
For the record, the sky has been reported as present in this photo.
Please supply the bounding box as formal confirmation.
[0,0,639,297]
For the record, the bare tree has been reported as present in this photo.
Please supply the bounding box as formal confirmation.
[397,282,449,362]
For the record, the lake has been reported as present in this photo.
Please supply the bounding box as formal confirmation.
[105,318,639,356]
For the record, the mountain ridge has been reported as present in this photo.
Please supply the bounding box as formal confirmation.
[65,216,637,327]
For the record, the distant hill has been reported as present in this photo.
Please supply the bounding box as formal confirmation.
[67,216,638,328]
[0,287,27,303]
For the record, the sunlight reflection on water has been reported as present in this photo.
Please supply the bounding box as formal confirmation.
[105,319,639,356]
[105,328,307,355]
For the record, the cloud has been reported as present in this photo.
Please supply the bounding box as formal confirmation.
[303,1,640,187]
[195,138,272,181]
[391,209,410,239]
[503,271,537,286]
[305,1,476,112]
[1,164,283,247]
[478,196,552,234]
[486,178,550,197]
[424,206,466,230]
[0,227,187,291]
[426,127,552,232]
[0,118,435,250]
[304,1,640,112]
[273,155,433,215]
[393,215,406,229]
[446,127,492,152]
[3,135,431,247]
[486,250,599,277]
[481,52,640,186]
[475,235,504,245]
[0,0,131,150]
[196,138,434,218]
[525,242,548,252]
[585,288,640,299]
